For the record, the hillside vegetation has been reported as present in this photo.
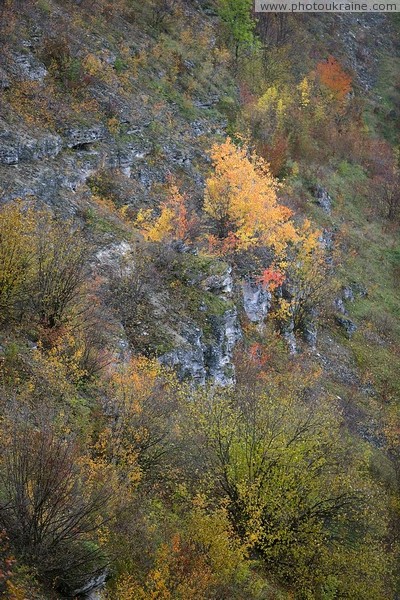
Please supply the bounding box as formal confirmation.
[0,1,399,598]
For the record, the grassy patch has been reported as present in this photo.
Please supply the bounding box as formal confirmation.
[349,333,400,402]
[365,53,400,145]
[321,163,400,404]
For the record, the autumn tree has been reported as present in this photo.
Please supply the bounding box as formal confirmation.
[95,357,179,490]
[105,495,259,600]
[256,265,285,291]
[0,203,89,329]
[0,203,34,324]
[150,0,178,29]
[204,137,296,253]
[375,169,400,221]
[113,504,249,599]
[316,55,352,102]
[30,213,89,329]
[137,178,197,244]
[367,141,400,221]
[252,85,290,143]
[273,220,333,335]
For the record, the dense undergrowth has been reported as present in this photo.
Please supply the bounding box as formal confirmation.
[0,1,399,598]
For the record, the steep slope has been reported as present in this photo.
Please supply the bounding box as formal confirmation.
[0,2,399,598]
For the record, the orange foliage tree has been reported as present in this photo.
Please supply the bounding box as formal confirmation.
[204,138,296,253]
[137,177,197,243]
[256,266,285,291]
[316,56,352,101]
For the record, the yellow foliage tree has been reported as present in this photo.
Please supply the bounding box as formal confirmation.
[257,85,288,125]
[274,220,333,331]
[204,137,296,252]
[0,202,88,328]
[297,77,312,108]
[0,202,34,323]
[32,212,88,329]
[107,499,250,600]
[92,357,178,496]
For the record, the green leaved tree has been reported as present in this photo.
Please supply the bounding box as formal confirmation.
[216,0,256,64]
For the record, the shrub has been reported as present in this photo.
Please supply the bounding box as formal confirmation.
[150,0,178,30]
[0,529,15,597]
[0,202,90,331]
[0,203,34,324]
[0,426,109,595]
[30,213,89,329]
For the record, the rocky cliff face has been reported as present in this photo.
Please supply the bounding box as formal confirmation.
[159,266,242,386]
[206,308,242,385]
[0,0,243,386]
[0,1,230,217]
[160,323,207,385]
[160,308,242,387]
[0,2,396,394]
[242,280,271,324]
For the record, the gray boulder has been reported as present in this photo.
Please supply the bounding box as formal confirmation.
[242,280,271,323]
[314,185,333,213]
[206,308,242,386]
[11,51,47,81]
[335,316,358,338]
[64,125,105,149]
